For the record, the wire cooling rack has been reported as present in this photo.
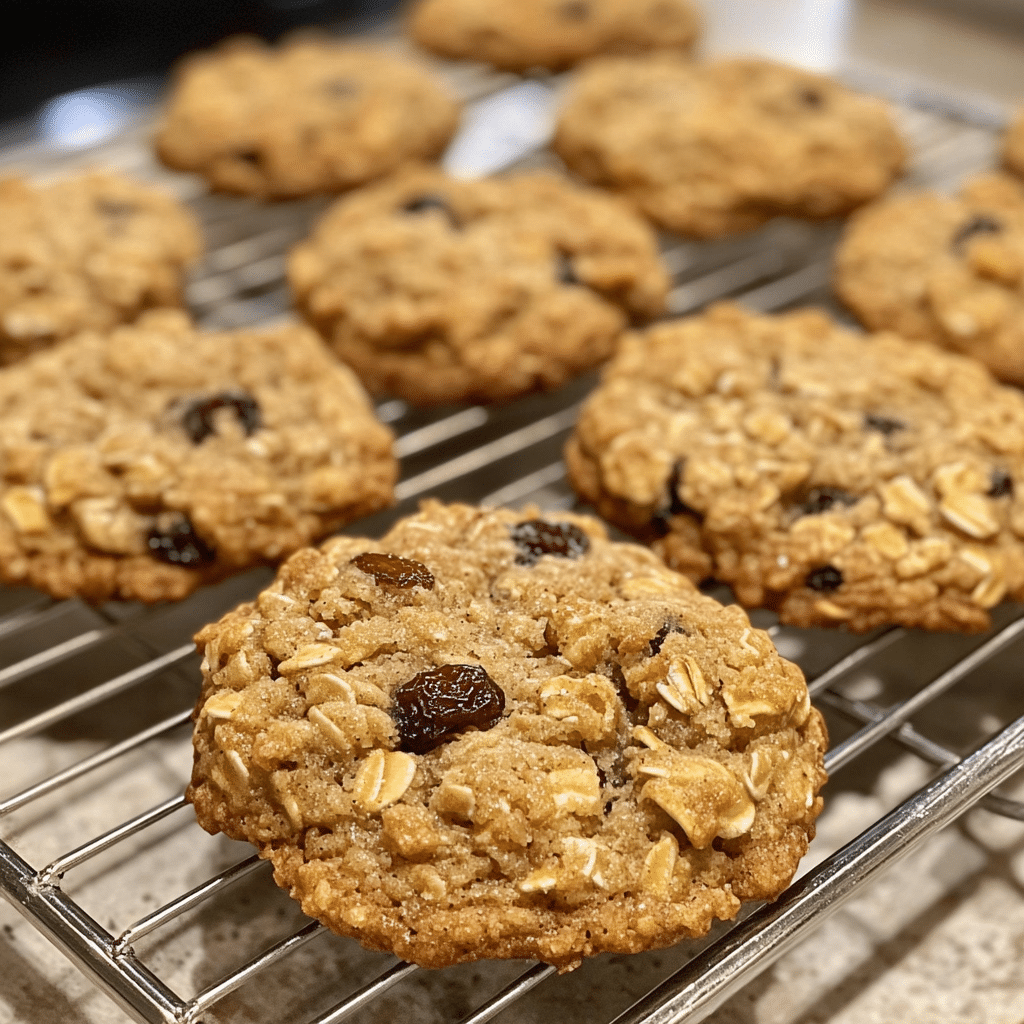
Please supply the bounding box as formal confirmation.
[1,36,1023,1024]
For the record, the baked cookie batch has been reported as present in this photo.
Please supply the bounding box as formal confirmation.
[3,0,1023,975]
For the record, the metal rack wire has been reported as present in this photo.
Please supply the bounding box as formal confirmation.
[0,44,1023,1024]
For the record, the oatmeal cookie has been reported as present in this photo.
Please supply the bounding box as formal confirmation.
[187,501,827,970]
[409,0,700,73]
[1003,109,1024,179]
[0,310,396,603]
[566,304,1024,633]
[0,171,200,365]
[835,172,1024,386]
[155,37,461,199]
[288,165,670,404]
[553,56,906,238]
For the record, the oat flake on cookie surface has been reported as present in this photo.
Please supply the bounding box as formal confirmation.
[0,171,200,365]
[566,304,1024,633]
[0,310,396,603]
[288,165,670,405]
[187,501,826,971]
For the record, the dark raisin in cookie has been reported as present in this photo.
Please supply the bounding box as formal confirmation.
[187,502,826,970]
[566,304,1024,633]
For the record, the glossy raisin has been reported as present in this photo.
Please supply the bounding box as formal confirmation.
[351,552,434,590]
[402,194,460,228]
[147,515,214,567]
[392,664,505,754]
[799,487,858,517]
[864,413,905,436]
[806,565,843,592]
[952,215,1002,251]
[510,519,590,566]
[799,87,824,108]
[555,252,581,285]
[182,391,262,444]
[664,460,704,519]
[989,469,1014,498]
[648,621,686,657]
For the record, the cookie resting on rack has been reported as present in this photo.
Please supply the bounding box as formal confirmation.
[0,310,396,603]
[1003,109,1024,179]
[288,165,670,405]
[553,56,907,238]
[835,172,1024,387]
[155,37,461,199]
[186,502,827,971]
[408,0,700,73]
[0,171,200,365]
[566,304,1024,633]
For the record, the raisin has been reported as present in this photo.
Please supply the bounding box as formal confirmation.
[864,413,905,436]
[806,565,843,592]
[989,469,1014,498]
[147,515,214,567]
[648,621,686,657]
[664,460,704,519]
[952,215,1002,251]
[182,391,262,444]
[392,664,505,754]
[559,0,590,18]
[799,487,858,516]
[235,149,262,166]
[555,252,581,285]
[510,519,590,566]
[402,194,460,228]
[351,552,434,590]
[799,88,824,108]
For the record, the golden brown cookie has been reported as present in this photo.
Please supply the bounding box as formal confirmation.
[187,502,827,971]
[288,165,670,404]
[0,310,396,603]
[553,56,906,238]
[835,172,1024,386]
[1003,109,1024,179]
[0,171,200,365]
[155,37,461,199]
[566,304,1024,633]
[409,0,700,73]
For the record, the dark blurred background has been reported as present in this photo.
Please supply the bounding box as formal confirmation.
[0,0,405,125]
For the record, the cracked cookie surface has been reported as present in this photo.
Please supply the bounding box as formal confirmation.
[187,501,826,970]
[155,37,461,199]
[0,310,396,603]
[409,0,699,72]
[553,56,906,238]
[288,165,669,405]
[566,304,1024,633]
[0,172,200,365]
[835,172,1024,386]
